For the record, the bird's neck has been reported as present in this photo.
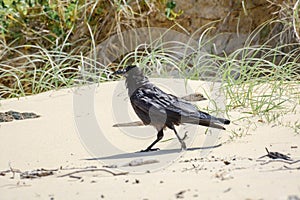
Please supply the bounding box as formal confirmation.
[125,71,149,96]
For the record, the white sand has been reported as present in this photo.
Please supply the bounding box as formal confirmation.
[0,79,299,199]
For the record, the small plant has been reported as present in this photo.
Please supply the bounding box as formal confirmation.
[165,0,183,20]
[0,0,79,46]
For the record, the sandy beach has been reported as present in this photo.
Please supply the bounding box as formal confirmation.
[0,79,299,199]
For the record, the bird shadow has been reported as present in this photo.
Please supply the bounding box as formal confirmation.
[84,144,222,161]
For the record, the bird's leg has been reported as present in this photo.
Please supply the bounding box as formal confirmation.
[140,129,164,152]
[172,127,187,151]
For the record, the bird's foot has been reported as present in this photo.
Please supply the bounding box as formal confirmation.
[139,148,160,153]
[181,132,188,141]
[179,133,187,151]
[180,141,187,151]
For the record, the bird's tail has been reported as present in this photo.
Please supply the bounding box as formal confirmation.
[214,117,230,125]
[196,115,230,130]
[197,119,227,130]
[183,116,230,130]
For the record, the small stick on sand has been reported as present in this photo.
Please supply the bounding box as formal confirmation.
[58,168,128,178]
[259,159,300,165]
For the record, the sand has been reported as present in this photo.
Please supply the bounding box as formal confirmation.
[0,79,299,200]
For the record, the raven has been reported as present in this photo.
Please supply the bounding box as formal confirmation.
[113,65,230,152]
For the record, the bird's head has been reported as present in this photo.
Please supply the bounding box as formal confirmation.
[112,65,138,76]
[112,65,148,94]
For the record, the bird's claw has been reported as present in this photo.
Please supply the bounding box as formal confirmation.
[180,141,187,151]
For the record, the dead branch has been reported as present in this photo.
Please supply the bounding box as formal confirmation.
[258,147,292,160]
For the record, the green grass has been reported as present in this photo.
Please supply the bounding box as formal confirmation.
[114,22,300,135]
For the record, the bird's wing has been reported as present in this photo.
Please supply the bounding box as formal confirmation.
[165,99,227,130]
[163,94,215,124]
[130,86,168,127]
[130,85,217,125]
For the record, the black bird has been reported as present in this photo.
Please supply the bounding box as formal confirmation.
[113,65,230,152]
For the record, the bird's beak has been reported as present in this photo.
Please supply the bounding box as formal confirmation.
[112,68,126,75]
